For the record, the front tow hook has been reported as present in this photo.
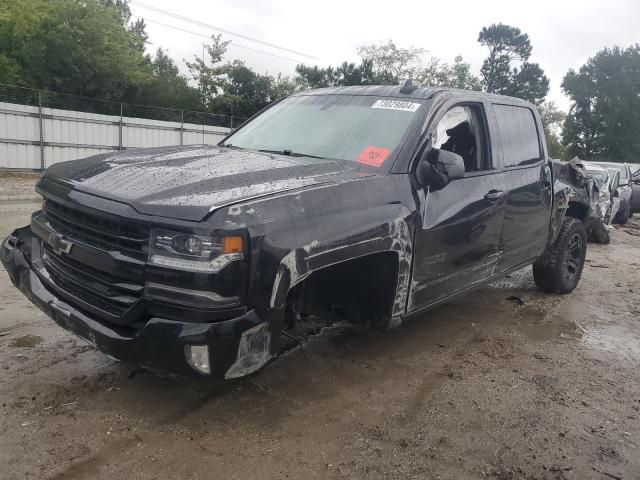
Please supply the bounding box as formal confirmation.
[1,234,18,263]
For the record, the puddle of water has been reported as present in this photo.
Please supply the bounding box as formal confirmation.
[518,317,578,342]
[9,334,43,348]
[579,323,640,363]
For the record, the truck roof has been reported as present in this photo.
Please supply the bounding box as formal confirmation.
[289,85,535,107]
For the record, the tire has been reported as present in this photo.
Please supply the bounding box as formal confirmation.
[533,218,587,294]
[588,218,610,244]
[614,202,630,224]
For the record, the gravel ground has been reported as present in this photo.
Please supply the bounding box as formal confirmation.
[1,196,639,480]
[0,172,42,200]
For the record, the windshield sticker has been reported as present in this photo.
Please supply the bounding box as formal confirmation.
[358,146,390,167]
[372,99,421,112]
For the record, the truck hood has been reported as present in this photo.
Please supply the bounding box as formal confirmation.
[41,146,372,221]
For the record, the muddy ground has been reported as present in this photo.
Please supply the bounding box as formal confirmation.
[0,172,41,198]
[1,197,639,480]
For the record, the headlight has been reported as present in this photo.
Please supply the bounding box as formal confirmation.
[149,229,244,273]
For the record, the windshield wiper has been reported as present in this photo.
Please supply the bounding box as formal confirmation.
[257,149,325,159]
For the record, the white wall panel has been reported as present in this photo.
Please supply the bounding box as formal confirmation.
[0,143,40,169]
[1,102,231,170]
[0,102,40,142]
[43,107,119,148]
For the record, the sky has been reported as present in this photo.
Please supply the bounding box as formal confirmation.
[129,0,640,111]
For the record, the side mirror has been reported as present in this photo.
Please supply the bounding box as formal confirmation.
[416,148,465,189]
[614,190,620,198]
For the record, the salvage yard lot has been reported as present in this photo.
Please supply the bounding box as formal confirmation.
[1,196,640,479]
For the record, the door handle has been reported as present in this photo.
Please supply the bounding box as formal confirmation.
[484,190,505,202]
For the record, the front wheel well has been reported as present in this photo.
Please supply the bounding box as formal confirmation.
[565,201,589,222]
[284,252,399,329]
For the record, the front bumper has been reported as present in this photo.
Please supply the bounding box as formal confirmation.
[1,228,281,379]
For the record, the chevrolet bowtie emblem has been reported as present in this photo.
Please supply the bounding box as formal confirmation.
[48,233,73,255]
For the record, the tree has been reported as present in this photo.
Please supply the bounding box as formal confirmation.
[0,0,151,101]
[562,45,640,161]
[212,63,297,118]
[296,41,430,88]
[416,55,481,90]
[538,101,566,159]
[295,59,375,89]
[357,40,425,83]
[185,34,230,108]
[140,48,200,110]
[186,37,296,118]
[0,2,292,118]
[478,23,549,104]
[269,73,298,101]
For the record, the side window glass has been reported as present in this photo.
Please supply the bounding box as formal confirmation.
[433,105,489,173]
[493,104,541,167]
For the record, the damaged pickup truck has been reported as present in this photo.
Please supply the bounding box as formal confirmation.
[2,85,589,379]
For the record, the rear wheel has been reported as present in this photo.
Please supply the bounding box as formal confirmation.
[533,218,587,294]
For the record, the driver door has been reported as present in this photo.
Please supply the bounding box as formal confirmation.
[408,102,507,312]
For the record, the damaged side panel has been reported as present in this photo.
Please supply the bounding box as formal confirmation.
[550,160,607,245]
[211,174,417,324]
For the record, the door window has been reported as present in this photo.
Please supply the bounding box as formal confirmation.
[493,104,541,167]
[433,105,489,173]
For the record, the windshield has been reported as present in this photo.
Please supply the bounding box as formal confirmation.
[595,162,628,181]
[223,95,423,168]
[586,168,609,189]
[607,168,627,181]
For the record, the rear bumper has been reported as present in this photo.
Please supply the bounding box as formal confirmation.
[1,229,281,379]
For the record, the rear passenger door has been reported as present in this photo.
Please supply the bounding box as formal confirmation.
[492,104,551,273]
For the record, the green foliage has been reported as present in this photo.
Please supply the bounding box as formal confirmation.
[0,0,151,100]
[296,43,479,92]
[478,23,549,104]
[562,45,640,161]
[139,48,201,110]
[0,54,20,83]
[416,55,481,90]
[186,38,297,118]
[538,101,567,159]
[295,60,377,88]
[0,2,572,136]
[185,34,230,106]
[357,40,425,82]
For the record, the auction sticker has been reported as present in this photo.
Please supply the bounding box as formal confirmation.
[357,146,390,167]
[371,99,421,112]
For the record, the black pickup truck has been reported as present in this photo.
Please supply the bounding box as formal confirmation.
[2,85,589,379]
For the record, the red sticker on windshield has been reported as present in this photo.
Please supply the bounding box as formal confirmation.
[357,146,390,167]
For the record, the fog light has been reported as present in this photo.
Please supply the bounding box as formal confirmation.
[185,345,211,374]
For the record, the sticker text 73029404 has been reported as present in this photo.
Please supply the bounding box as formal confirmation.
[371,99,421,112]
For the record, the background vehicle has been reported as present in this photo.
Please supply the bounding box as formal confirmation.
[631,166,640,213]
[593,162,633,223]
[582,163,610,219]
[582,162,623,226]
[2,86,590,379]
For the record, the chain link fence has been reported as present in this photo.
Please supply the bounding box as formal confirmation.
[0,83,247,129]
